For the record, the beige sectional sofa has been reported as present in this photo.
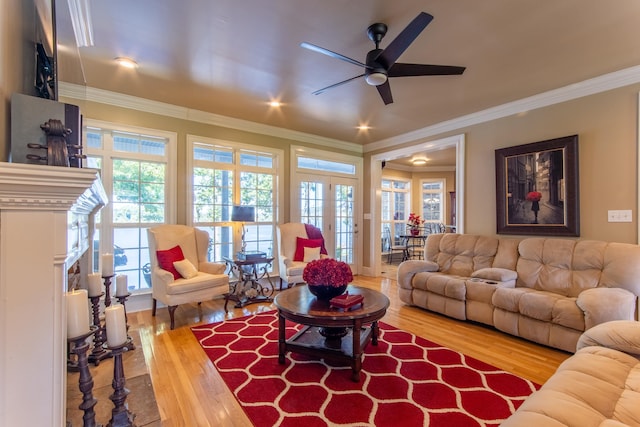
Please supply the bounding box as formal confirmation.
[502,320,640,426]
[397,234,640,352]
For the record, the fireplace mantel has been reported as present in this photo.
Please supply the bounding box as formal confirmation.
[0,162,107,426]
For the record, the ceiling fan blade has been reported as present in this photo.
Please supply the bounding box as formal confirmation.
[311,74,365,95]
[376,80,393,105]
[388,63,466,77]
[376,12,433,68]
[301,42,370,69]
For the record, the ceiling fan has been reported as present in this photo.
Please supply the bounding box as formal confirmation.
[301,12,466,105]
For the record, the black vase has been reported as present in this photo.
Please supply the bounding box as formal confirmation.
[307,284,348,300]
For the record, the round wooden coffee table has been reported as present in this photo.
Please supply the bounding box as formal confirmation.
[274,285,390,382]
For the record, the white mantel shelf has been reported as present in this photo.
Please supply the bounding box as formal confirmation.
[0,162,107,427]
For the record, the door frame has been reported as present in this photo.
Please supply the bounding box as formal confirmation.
[290,146,363,273]
[369,134,465,277]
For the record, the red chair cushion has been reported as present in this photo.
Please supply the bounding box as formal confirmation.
[156,245,185,280]
[294,237,324,262]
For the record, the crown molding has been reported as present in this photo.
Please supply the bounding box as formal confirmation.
[364,64,640,153]
[58,82,363,154]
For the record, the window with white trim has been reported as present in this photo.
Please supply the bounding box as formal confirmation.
[84,122,177,294]
[382,178,411,244]
[188,137,280,263]
[421,179,445,223]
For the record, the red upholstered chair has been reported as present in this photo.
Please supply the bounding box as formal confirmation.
[276,223,328,290]
[147,224,229,329]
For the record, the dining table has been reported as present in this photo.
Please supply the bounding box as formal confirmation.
[398,233,428,260]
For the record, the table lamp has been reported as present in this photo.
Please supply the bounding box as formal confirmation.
[231,205,255,253]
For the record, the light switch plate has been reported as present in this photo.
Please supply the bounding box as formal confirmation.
[608,210,632,222]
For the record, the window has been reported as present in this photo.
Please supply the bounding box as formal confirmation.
[381,178,410,245]
[297,156,356,175]
[421,180,445,223]
[84,122,176,294]
[188,137,281,263]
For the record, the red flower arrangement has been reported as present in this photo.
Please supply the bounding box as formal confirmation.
[303,258,353,288]
[526,191,542,202]
[407,213,424,227]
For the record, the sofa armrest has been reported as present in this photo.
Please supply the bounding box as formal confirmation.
[397,260,439,290]
[281,255,293,267]
[577,320,640,356]
[471,267,517,282]
[199,261,227,275]
[577,287,637,329]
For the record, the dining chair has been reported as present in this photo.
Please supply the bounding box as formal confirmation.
[383,226,405,264]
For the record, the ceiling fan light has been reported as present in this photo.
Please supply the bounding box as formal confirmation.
[365,72,387,86]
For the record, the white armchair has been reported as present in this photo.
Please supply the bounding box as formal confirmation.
[276,222,328,290]
[147,224,229,329]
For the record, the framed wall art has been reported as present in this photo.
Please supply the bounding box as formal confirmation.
[495,135,579,236]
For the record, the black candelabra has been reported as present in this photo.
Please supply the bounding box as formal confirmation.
[68,326,102,427]
[88,292,111,365]
[106,339,136,427]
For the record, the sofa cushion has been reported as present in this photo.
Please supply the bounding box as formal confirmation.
[516,238,576,296]
[472,267,517,282]
[411,272,466,301]
[600,242,640,297]
[426,234,500,277]
[494,289,584,331]
[492,287,536,312]
[501,345,640,427]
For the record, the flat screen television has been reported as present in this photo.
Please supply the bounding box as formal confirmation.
[35,42,55,100]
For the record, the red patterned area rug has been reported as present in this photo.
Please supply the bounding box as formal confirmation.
[191,311,539,427]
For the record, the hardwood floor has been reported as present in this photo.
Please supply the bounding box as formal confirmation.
[128,274,570,426]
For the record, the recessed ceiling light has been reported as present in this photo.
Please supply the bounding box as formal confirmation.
[268,100,282,108]
[115,57,138,69]
[357,124,371,131]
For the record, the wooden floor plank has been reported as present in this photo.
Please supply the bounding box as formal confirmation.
[121,273,569,425]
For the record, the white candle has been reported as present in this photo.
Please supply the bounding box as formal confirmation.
[87,273,102,297]
[105,304,127,347]
[66,289,90,339]
[102,252,114,277]
[115,274,128,297]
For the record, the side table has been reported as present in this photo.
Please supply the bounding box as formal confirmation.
[223,256,275,311]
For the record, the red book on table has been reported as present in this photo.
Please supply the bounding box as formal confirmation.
[330,292,364,309]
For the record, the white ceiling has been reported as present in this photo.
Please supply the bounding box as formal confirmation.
[54,0,640,158]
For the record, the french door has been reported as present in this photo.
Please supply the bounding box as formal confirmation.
[295,174,359,270]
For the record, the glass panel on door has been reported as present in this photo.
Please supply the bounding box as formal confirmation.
[334,183,354,263]
[300,180,324,229]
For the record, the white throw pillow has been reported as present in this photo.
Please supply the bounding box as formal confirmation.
[303,246,321,262]
[173,259,198,279]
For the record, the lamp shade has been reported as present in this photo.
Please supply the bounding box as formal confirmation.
[231,206,255,222]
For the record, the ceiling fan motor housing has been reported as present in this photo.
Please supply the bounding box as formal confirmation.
[365,49,387,86]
